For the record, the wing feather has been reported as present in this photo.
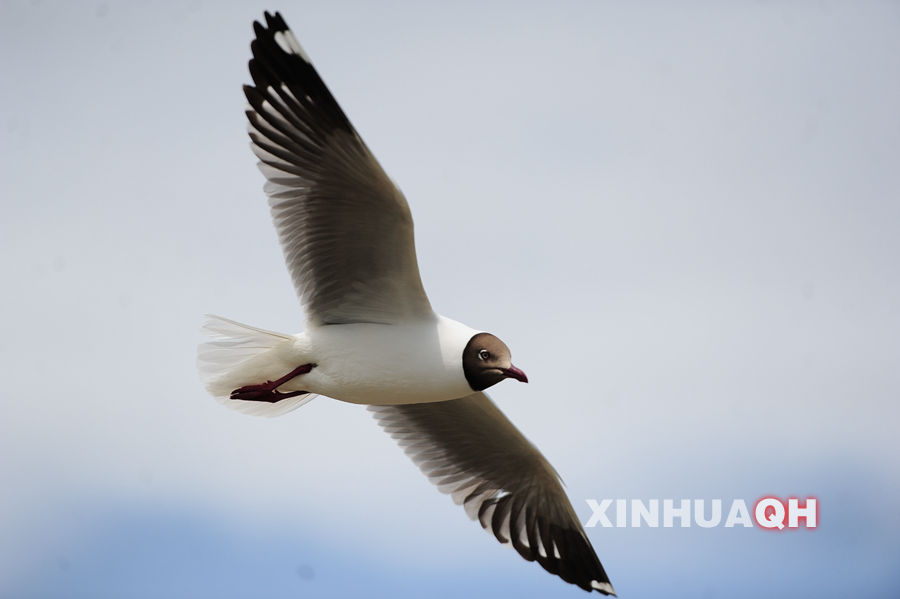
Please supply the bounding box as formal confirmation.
[369,393,616,595]
[245,12,433,325]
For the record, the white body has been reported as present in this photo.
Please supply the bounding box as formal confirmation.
[200,315,478,406]
[194,17,616,592]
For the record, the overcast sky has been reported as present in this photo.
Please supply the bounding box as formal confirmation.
[2,1,899,597]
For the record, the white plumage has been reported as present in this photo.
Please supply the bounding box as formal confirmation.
[200,314,478,407]
[197,12,615,595]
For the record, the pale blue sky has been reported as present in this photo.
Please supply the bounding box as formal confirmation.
[2,1,899,597]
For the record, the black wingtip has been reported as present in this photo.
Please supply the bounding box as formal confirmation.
[263,10,290,33]
[242,83,261,106]
[243,11,357,160]
[252,20,266,43]
[592,580,617,595]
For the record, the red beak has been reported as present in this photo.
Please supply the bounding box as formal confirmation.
[502,365,529,383]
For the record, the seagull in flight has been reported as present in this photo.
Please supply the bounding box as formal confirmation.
[198,12,615,595]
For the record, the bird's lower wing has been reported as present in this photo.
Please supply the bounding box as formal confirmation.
[368,392,615,595]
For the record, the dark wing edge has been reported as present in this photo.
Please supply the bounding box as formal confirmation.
[247,12,353,153]
[369,393,615,595]
[243,12,433,325]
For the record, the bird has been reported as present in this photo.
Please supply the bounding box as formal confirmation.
[197,11,615,595]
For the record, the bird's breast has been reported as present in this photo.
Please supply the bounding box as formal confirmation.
[297,317,477,405]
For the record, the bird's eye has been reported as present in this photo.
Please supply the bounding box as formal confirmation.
[478,349,491,361]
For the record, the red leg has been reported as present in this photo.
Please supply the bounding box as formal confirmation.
[230,388,308,403]
[230,363,316,403]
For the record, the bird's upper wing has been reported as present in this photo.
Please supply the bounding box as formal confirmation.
[244,12,433,325]
[369,392,615,595]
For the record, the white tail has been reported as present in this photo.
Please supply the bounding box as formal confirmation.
[197,315,316,417]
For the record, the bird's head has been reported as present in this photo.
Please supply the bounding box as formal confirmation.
[462,332,528,391]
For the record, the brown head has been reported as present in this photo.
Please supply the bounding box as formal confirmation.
[462,332,528,392]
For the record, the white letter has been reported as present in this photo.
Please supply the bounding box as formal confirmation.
[725,500,753,527]
[585,499,613,528]
[616,499,627,528]
[788,498,817,528]
[755,497,786,530]
[663,499,691,528]
[631,499,659,528]
[694,499,722,528]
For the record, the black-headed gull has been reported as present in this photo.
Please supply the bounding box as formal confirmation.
[198,12,615,595]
